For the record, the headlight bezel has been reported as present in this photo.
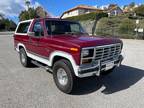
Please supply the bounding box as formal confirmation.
[81,48,94,58]
[81,49,89,57]
[81,48,95,64]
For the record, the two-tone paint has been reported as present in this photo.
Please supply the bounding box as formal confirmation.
[14,18,123,77]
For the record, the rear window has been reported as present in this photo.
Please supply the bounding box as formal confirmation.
[16,22,30,33]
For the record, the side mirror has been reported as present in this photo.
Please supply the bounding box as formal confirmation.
[34,30,41,37]
[27,32,35,36]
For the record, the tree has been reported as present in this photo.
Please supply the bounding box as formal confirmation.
[134,5,144,17]
[9,20,17,31]
[123,5,128,10]
[25,0,30,9]
[19,6,50,21]
[129,2,135,8]
[0,18,16,31]
[0,20,5,31]
[4,19,11,30]
[35,6,48,18]
[19,8,37,21]
[0,14,4,20]
[19,0,51,21]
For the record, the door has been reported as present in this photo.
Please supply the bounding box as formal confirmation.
[28,20,45,56]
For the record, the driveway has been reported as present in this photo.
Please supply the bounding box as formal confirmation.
[0,34,144,108]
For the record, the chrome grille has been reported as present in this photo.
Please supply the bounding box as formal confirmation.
[95,44,121,62]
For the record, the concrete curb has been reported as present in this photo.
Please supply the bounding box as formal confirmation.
[0,32,14,35]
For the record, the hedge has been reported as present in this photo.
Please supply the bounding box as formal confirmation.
[65,12,108,21]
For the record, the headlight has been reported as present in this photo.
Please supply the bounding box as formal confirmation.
[81,48,94,58]
[81,48,94,64]
[82,49,89,57]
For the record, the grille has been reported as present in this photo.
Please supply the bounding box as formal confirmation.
[95,44,121,62]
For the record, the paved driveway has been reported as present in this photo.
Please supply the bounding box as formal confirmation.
[0,35,144,108]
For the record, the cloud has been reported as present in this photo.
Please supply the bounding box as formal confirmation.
[33,2,41,8]
[0,0,41,17]
[93,4,109,10]
[99,5,109,10]
[0,0,24,16]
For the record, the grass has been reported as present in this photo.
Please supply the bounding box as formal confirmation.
[95,15,143,39]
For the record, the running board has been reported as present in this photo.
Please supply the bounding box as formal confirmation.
[31,60,53,72]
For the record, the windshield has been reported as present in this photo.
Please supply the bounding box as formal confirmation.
[45,20,88,35]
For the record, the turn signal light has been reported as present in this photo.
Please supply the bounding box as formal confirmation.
[82,59,92,64]
[70,48,78,52]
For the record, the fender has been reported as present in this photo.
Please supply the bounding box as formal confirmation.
[16,43,79,76]
[49,51,79,76]
[16,43,27,53]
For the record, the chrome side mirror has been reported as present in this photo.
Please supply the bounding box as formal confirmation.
[27,32,35,36]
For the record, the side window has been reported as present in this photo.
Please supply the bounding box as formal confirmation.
[33,21,44,37]
[16,22,30,33]
[45,21,51,35]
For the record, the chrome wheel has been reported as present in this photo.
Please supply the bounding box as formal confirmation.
[57,68,68,86]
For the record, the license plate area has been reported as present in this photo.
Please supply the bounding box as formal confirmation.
[105,61,114,70]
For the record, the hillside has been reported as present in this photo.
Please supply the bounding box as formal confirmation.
[66,13,144,39]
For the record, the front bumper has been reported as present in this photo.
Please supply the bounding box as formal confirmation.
[77,55,123,78]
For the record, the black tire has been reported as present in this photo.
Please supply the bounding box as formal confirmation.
[19,48,31,67]
[53,59,76,94]
[101,67,115,76]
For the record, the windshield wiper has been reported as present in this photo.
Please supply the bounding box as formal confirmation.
[65,32,85,35]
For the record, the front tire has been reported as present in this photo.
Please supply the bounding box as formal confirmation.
[19,48,31,67]
[53,59,76,94]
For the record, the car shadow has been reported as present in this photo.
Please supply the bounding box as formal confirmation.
[27,63,39,68]
[72,65,144,95]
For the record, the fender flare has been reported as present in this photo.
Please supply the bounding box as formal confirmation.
[16,43,27,53]
[49,51,79,76]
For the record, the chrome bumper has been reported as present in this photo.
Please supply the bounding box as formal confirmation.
[78,55,123,78]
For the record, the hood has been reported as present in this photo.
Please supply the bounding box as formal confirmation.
[52,35,122,48]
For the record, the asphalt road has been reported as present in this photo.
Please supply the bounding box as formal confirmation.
[0,34,144,108]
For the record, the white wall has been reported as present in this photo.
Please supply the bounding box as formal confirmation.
[62,10,79,18]
[62,9,96,18]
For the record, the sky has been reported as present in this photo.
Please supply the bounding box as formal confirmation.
[0,0,143,23]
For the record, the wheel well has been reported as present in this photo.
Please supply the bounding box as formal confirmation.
[19,46,24,50]
[52,56,70,67]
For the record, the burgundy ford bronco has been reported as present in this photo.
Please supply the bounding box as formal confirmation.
[14,18,123,93]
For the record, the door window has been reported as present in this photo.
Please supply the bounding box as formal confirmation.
[33,21,44,37]
[16,22,30,33]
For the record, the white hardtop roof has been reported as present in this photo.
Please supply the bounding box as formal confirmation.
[19,19,34,23]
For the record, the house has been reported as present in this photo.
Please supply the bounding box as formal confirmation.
[61,5,103,19]
[123,4,139,13]
[106,4,123,16]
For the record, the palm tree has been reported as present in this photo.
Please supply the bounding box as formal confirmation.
[25,0,30,10]
[25,0,31,19]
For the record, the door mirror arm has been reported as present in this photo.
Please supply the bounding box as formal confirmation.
[27,32,35,36]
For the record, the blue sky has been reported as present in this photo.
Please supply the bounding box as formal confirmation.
[0,0,143,23]
[38,0,143,16]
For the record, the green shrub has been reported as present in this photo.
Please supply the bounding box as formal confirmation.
[95,16,137,39]
[119,18,135,34]
[65,12,108,21]
[134,5,144,17]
